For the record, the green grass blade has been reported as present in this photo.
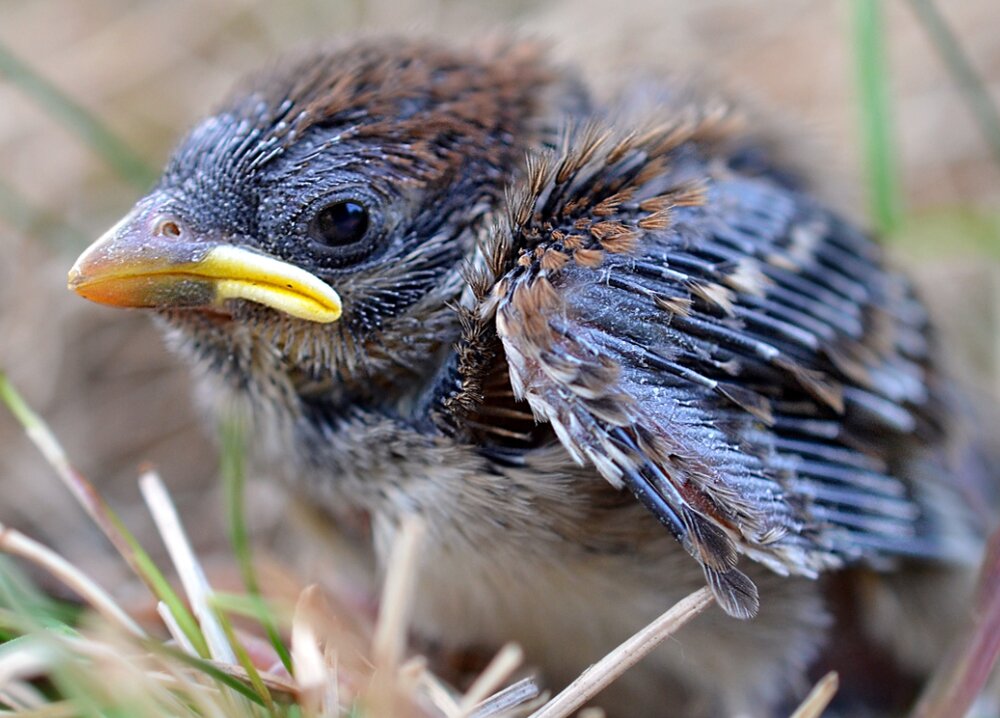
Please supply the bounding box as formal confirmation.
[0,371,209,658]
[221,415,294,674]
[0,40,156,189]
[907,0,1000,168]
[0,564,110,718]
[129,546,211,657]
[143,640,270,708]
[0,371,37,429]
[852,0,902,233]
[213,606,275,709]
[0,558,68,630]
[211,593,291,624]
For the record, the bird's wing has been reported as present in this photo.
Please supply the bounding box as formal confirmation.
[476,118,947,618]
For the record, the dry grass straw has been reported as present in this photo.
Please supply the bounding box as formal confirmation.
[0,370,721,717]
[911,529,1000,718]
[17,367,966,717]
[530,589,713,718]
[2,356,1000,716]
[789,672,839,718]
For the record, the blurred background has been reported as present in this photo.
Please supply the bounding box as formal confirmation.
[0,0,998,594]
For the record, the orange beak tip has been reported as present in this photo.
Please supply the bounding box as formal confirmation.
[67,210,343,323]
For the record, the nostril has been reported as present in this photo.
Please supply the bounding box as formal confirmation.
[153,216,183,239]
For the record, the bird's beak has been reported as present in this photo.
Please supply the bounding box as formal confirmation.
[67,205,342,323]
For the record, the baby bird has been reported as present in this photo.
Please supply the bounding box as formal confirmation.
[68,39,992,716]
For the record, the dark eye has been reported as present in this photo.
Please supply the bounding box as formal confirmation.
[310,200,369,247]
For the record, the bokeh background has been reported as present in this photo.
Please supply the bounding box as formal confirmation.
[1,0,998,594]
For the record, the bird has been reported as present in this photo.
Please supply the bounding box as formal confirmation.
[67,38,995,716]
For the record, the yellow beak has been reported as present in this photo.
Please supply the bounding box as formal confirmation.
[67,207,342,323]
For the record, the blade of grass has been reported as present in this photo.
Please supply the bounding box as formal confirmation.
[0,679,49,710]
[141,468,283,716]
[456,644,523,716]
[529,587,714,718]
[0,637,62,693]
[139,470,234,665]
[911,528,1000,718]
[141,641,269,708]
[907,0,1000,168]
[852,0,902,233]
[221,415,293,674]
[419,668,462,718]
[291,585,330,716]
[130,547,211,658]
[365,517,425,718]
[157,601,198,657]
[0,371,208,658]
[0,522,144,639]
[0,40,156,189]
[212,608,274,709]
[209,593,291,626]
[0,581,117,718]
[0,559,83,631]
[372,516,424,676]
[0,379,293,714]
[789,671,839,718]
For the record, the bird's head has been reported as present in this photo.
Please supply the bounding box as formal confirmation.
[69,40,581,406]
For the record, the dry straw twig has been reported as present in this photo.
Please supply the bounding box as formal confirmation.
[529,587,715,718]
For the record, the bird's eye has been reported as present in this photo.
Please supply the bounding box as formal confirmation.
[310,200,370,247]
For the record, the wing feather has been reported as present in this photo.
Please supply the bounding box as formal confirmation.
[470,114,961,617]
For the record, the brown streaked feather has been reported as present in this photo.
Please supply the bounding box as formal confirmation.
[467,114,968,617]
[218,40,559,181]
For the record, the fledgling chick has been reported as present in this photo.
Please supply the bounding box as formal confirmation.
[68,39,994,716]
